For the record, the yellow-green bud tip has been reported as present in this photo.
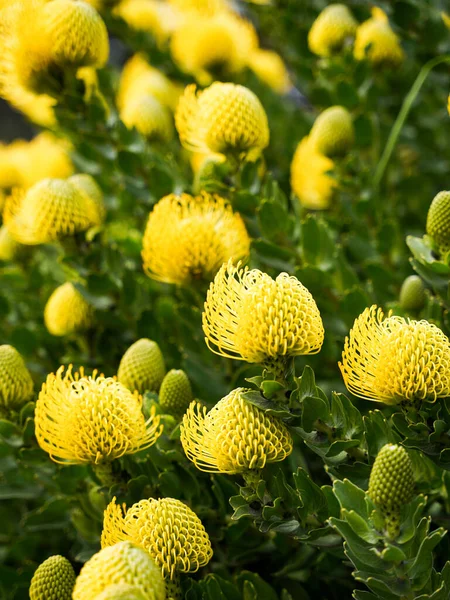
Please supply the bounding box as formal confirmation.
[399,275,426,311]
[117,338,166,394]
[29,555,76,600]
[368,444,414,513]
[159,369,193,419]
[426,190,450,254]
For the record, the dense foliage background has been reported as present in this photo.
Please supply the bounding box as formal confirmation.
[1,1,450,599]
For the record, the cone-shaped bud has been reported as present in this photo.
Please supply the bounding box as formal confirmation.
[29,555,76,600]
[176,82,269,156]
[426,191,450,254]
[121,94,173,142]
[354,8,404,67]
[180,388,293,473]
[159,369,193,419]
[118,338,166,394]
[44,282,93,337]
[73,542,166,600]
[399,275,425,311]
[68,173,105,225]
[308,4,357,57]
[309,106,354,157]
[368,444,414,538]
[290,136,336,210]
[0,344,34,411]
[247,49,291,94]
[101,497,213,580]
[42,0,109,68]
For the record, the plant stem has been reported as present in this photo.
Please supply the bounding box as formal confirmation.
[373,55,450,190]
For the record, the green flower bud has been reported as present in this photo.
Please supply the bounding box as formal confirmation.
[399,275,425,311]
[29,555,76,600]
[426,191,450,254]
[118,338,166,394]
[368,444,414,539]
[159,369,193,419]
[0,344,34,412]
[309,106,354,157]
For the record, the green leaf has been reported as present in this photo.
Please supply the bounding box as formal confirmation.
[240,390,292,419]
[407,528,447,590]
[293,468,328,521]
[333,479,368,519]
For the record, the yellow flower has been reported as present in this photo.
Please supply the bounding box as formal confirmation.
[0,225,21,262]
[94,584,148,600]
[181,388,293,473]
[121,95,173,142]
[44,282,93,337]
[170,12,257,84]
[247,49,291,94]
[175,82,269,157]
[0,344,34,412]
[3,176,104,245]
[443,12,450,29]
[290,136,336,210]
[339,305,450,405]
[101,497,213,580]
[118,338,166,394]
[35,365,163,464]
[41,0,109,69]
[30,555,76,600]
[309,106,354,157]
[142,192,250,285]
[113,0,177,45]
[118,54,181,112]
[202,261,324,368]
[354,7,404,67]
[168,0,226,14]
[68,173,106,224]
[73,542,166,600]
[308,4,357,57]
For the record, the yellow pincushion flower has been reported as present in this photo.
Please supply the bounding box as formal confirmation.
[30,555,76,600]
[121,95,173,142]
[308,4,357,57]
[202,261,324,369]
[290,136,336,210]
[247,49,291,94]
[339,305,450,405]
[118,338,166,394]
[3,177,103,245]
[118,54,181,112]
[73,542,166,600]
[101,497,213,580]
[176,82,269,157]
[44,282,93,337]
[181,388,293,473]
[142,192,250,285]
[354,7,404,68]
[35,365,163,464]
[0,141,26,189]
[69,173,106,224]
[170,12,257,84]
[0,345,34,412]
[41,0,109,69]
[94,584,148,600]
[309,106,354,157]
[113,0,178,45]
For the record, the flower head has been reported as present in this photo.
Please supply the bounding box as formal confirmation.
[309,106,354,157]
[170,12,257,84]
[308,4,357,57]
[94,584,148,600]
[3,177,104,245]
[159,369,193,419]
[118,338,166,394]
[290,136,336,210]
[203,261,324,367]
[354,7,404,67]
[181,388,293,473]
[101,497,213,580]
[68,173,105,224]
[35,365,163,464]
[176,82,269,156]
[0,344,34,411]
[44,282,93,337]
[113,0,177,45]
[73,542,165,600]
[121,94,173,142]
[41,0,109,69]
[339,305,450,404]
[247,49,291,94]
[30,555,76,600]
[142,193,250,285]
[426,190,450,254]
[0,225,20,262]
